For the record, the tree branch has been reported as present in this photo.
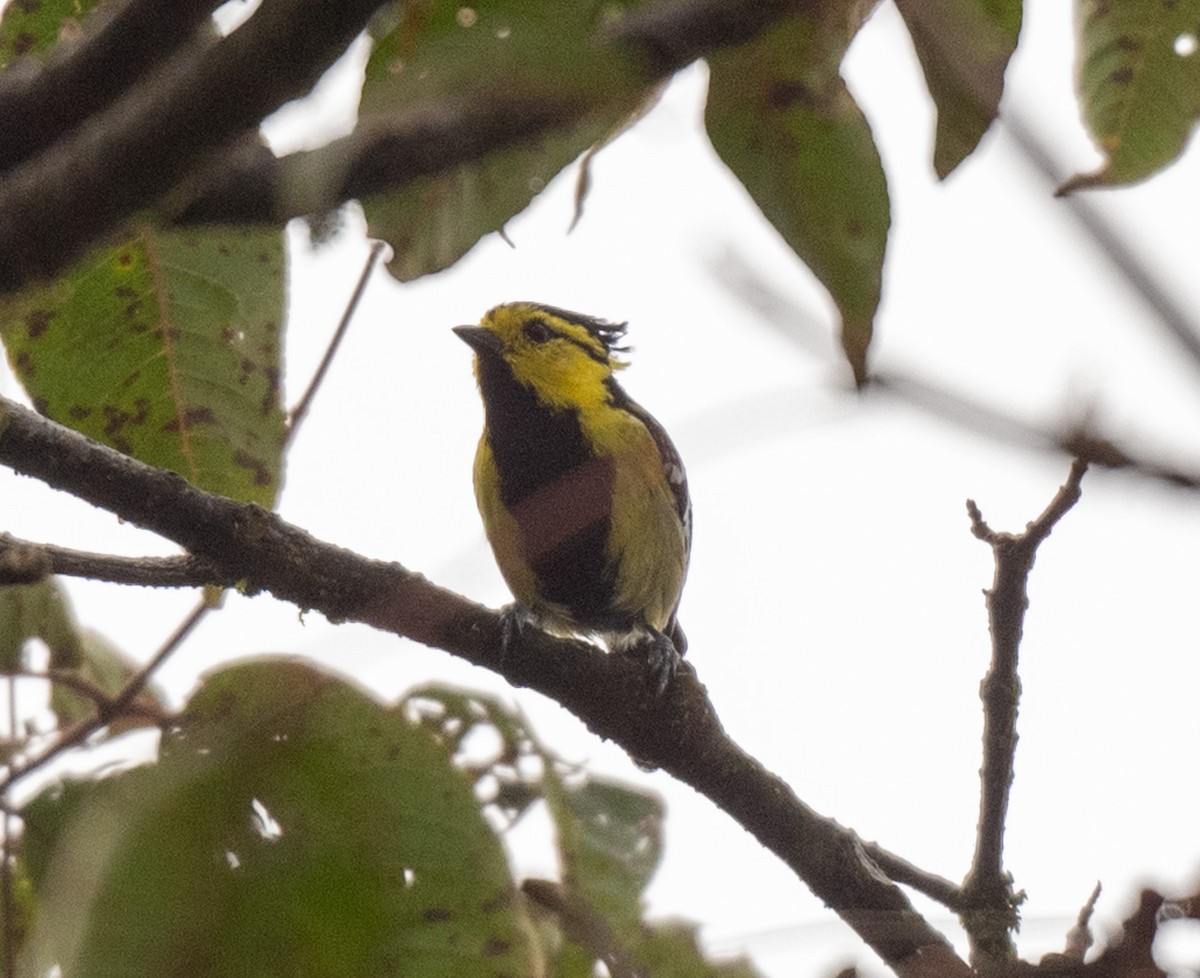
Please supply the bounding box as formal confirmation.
[0,393,969,978]
[0,534,221,588]
[0,0,223,174]
[960,459,1089,967]
[174,0,817,228]
[0,0,392,292]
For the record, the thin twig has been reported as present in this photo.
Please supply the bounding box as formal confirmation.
[0,596,211,797]
[960,458,1089,968]
[0,534,222,588]
[1061,881,1102,962]
[863,843,967,912]
[286,240,385,444]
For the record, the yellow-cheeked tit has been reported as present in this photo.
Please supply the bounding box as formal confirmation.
[455,302,691,691]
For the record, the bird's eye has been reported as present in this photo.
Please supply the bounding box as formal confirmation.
[523,320,555,344]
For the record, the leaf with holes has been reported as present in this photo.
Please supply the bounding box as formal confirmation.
[21,660,536,978]
[1065,0,1200,190]
[0,225,286,506]
[705,13,890,385]
[895,0,1022,178]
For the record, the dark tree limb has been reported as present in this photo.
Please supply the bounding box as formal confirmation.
[0,0,819,290]
[0,394,969,978]
[959,459,1088,967]
[0,0,394,292]
[0,0,223,174]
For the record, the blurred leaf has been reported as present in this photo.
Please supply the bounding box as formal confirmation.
[359,0,641,279]
[403,685,664,956]
[0,225,286,506]
[0,0,106,67]
[0,578,81,673]
[894,0,1022,178]
[1065,0,1200,191]
[706,12,890,385]
[544,775,662,941]
[21,660,536,978]
[49,628,166,730]
[631,921,765,978]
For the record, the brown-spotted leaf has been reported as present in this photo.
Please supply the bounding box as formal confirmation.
[706,13,890,385]
[0,225,286,506]
[1065,0,1200,191]
[0,0,106,67]
[895,0,1022,178]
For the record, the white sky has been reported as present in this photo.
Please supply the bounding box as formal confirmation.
[3,2,1200,976]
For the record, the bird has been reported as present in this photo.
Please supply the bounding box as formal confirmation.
[454,301,691,692]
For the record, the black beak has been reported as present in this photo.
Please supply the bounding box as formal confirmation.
[453,325,501,356]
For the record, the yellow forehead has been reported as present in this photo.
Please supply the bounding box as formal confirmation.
[480,302,623,366]
[475,302,628,411]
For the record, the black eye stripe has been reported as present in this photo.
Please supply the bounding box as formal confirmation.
[523,317,610,364]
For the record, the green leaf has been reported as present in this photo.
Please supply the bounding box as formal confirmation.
[0,578,81,672]
[1066,0,1200,190]
[21,661,536,978]
[358,0,638,280]
[0,225,286,506]
[544,776,662,941]
[0,0,106,68]
[894,0,1022,178]
[631,921,765,978]
[49,628,165,729]
[705,14,890,385]
[403,686,664,949]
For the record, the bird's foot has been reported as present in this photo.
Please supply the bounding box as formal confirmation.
[619,629,680,697]
[497,603,537,665]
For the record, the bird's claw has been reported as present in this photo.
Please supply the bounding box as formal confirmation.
[497,603,536,665]
[642,630,681,697]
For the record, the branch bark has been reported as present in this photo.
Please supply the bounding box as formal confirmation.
[960,459,1088,967]
[0,0,817,292]
[0,393,969,978]
[0,0,223,173]
[0,0,392,292]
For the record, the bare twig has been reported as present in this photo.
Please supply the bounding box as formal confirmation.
[523,879,641,978]
[875,370,1200,492]
[0,534,222,589]
[286,240,386,443]
[0,392,969,978]
[960,458,1089,967]
[1061,881,1102,962]
[0,596,210,797]
[863,843,967,912]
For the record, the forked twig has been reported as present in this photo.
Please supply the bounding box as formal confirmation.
[960,458,1089,966]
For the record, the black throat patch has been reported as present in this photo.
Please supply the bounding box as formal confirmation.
[476,353,626,630]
